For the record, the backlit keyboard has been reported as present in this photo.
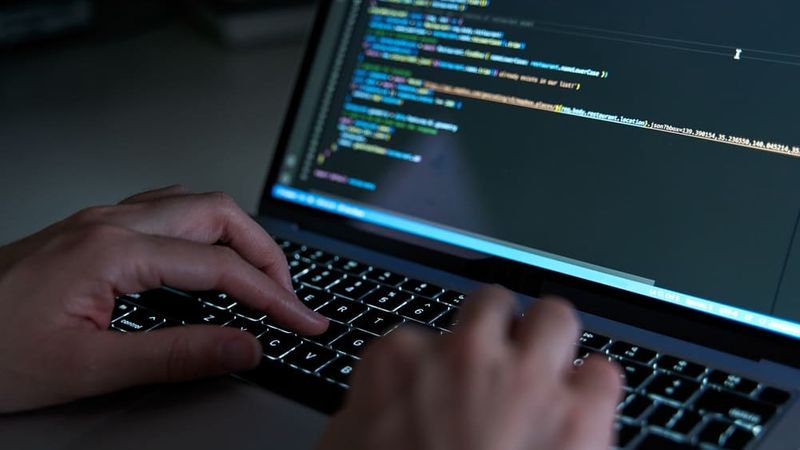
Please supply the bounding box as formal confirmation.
[112,238,793,450]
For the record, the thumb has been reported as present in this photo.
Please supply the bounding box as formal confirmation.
[73,326,262,397]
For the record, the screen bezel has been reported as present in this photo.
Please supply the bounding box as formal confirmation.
[258,0,800,368]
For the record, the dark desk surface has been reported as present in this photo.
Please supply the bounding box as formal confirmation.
[0,377,327,450]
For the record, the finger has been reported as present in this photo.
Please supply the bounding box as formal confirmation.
[349,327,431,412]
[515,297,581,373]
[565,355,623,449]
[108,192,294,292]
[69,326,262,398]
[119,185,190,204]
[109,232,327,335]
[453,285,519,345]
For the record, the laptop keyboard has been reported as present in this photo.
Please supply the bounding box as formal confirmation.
[111,238,793,450]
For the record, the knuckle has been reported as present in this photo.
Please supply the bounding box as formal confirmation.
[206,191,237,210]
[169,183,189,193]
[213,245,240,265]
[70,205,114,224]
[209,246,243,286]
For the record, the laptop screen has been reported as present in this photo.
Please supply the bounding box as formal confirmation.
[270,0,800,339]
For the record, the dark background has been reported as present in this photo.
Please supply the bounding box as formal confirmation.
[0,0,316,243]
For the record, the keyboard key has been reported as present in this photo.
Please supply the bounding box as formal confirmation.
[150,319,181,330]
[300,247,337,265]
[656,356,706,380]
[231,304,267,322]
[264,320,292,334]
[432,308,459,331]
[620,394,652,420]
[194,307,236,325]
[670,410,701,435]
[617,423,641,448]
[225,317,268,337]
[608,341,658,365]
[365,268,407,286]
[317,298,368,323]
[352,308,403,336]
[330,258,371,276]
[283,342,337,372]
[399,279,444,298]
[329,277,378,300]
[198,291,237,310]
[298,267,343,290]
[695,389,776,426]
[288,258,314,278]
[126,289,206,322]
[319,355,358,386]
[111,300,136,322]
[724,426,756,450]
[397,298,449,324]
[647,403,679,428]
[707,370,759,395]
[574,346,600,364]
[646,374,700,404]
[297,290,334,311]
[305,321,348,346]
[113,309,165,332]
[619,360,652,391]
[438,290,466,307]
[258,328,301,359]
[758,386,791,405]
[277,240,302,255]
[332,329,376,356]
[634,433,693,450]
[579,331,611,351]
[363,287,412,312]
[191,307,235,326]
[146,242,787,450]
[698,419,731,447]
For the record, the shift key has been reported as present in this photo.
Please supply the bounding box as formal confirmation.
[695,389,776,426]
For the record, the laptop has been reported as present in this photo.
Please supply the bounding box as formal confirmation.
[113,1,800,448]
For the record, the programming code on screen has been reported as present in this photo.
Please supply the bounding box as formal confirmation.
[283,0,800,322]
[300,0,800,195]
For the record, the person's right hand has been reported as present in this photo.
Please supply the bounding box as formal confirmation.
[317,286,622,450]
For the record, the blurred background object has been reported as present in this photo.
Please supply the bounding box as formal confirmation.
[182,0,317,47]
[0,0,94,46]
[0,0,316,48]
[0,0,318,244]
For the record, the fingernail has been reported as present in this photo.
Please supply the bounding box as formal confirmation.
[220,338,258,371]
[308,308,330,326]
[288,292,328,325]
[302,308,330,336]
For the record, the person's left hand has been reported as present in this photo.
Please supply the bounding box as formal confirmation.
[0,186,328,413]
